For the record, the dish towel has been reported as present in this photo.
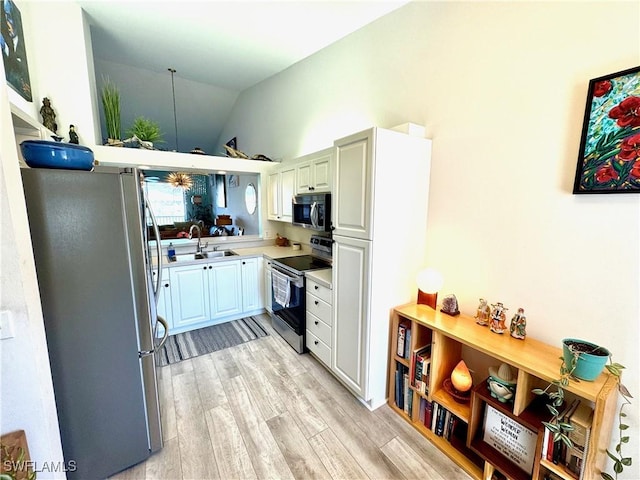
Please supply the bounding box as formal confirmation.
[272,269,291,308]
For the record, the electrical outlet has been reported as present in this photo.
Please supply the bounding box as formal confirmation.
[0,310,14,340]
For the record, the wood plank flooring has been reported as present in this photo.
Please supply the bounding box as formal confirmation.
[111,313,472,480]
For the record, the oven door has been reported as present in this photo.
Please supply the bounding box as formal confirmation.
[271,265,305,334]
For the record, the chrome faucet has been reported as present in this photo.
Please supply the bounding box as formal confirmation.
[188,224,202,253]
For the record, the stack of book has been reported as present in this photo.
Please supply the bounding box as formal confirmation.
[417,399,463,442]
[411,345,431,395]
[541,400,593,480]
[396,322,411,358]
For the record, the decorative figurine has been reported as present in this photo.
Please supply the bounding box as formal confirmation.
[474,298,491,326]
[69,124,79,144]
[440,294,460,316]
[487,363,517,403]
[40,97,57,133]
[489,302,508,334]
[509,307,527,340]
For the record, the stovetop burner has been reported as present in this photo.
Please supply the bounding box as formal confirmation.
[273,255,331,274]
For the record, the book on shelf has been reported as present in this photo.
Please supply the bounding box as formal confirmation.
[412,345,432,395]
[565,403,593,480]
[435,403,447,436]
[396,322,409,357]
[404,328,412,359]
[394,363,409,410]
[541,398,580,464]
[419,397,427,423]
[424,400,434,429]
[431,402,440,432]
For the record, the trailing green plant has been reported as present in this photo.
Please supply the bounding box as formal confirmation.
[533,350,633,480]
[126,116,165,143]
[101,77,121,141]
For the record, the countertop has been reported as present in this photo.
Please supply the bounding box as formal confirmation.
[154,244,314,267]
[305,268,332,289]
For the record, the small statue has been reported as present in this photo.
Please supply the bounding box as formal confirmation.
[509,307,527,340]
[475,298,491,326]
[69,124,79,144]
[40,97,57,133]
[490,302,508,334]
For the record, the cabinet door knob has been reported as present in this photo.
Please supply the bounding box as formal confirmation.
[203,266,207,270]
[314,285,319,290]
[164,283,169,288]
[314,340,319,345]
[315,300,319,305]
[314,320,319,325]
[209,265,212,269]
[242,261,246,265]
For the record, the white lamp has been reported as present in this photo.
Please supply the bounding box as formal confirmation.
[416,268,444,309]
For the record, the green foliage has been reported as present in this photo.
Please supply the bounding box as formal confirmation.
[101,77,121,141]
[126,116,165,143]
[601,363,633,480]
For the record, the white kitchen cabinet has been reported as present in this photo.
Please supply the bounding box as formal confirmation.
[332,127,432,409]
[267,165,295,222]
[208,260,242,320]
[240,257,263,313]
[169,263,211,331]
[295,147,333,194]
[332,236,370,396]
[333,135,373,240]
[263,258,273,313]
[306,277,333,368]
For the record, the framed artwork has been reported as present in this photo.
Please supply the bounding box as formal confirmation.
[228,174,239,188]
[573,66,640,193]
[1,0,32,101]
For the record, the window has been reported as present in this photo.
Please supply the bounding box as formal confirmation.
[144,181,186,225]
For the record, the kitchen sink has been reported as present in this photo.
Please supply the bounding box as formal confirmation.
[169,250,237,262]
[207,250,237,258]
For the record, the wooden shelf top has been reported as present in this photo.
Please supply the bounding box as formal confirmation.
[394,304,610,402]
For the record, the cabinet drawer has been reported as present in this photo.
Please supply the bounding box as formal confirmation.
[306,311,331,346]
[306,330,331,367]
[306,278,332,304]
[306,293,332,325]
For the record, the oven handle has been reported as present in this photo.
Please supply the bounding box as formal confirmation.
[272,264,305,287]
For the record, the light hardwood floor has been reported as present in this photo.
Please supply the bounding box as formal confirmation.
[112,314,472,480]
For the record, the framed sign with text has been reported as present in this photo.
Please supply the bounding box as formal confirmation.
[482,405,537,474]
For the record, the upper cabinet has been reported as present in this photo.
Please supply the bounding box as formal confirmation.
[295,147,333,194]
[333,132,374,239]
[267,164,296,222]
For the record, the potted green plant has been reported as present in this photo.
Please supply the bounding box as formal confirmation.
[533,345,632,480]
[101,77,121,145]
[125,116,165,148]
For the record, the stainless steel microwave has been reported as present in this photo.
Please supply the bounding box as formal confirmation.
[292,193,331,231]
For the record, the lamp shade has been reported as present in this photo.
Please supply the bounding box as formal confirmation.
[416,268,444,294]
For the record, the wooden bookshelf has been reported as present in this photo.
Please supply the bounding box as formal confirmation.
[388,303,618,480]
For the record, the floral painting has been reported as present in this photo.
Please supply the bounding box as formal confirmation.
[573,66,640,193]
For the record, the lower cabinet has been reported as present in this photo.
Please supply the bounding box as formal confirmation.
[208,261,242,319]
[164,256,265,335]
[305,277,333,367]
[241,257,263,312]
[169,263,211,330]
[263,258,273,313]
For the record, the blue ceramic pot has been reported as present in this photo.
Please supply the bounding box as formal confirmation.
[20,140,94,170]
[562,338,609,381]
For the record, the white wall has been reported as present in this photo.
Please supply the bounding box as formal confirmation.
[0,61,65,478]
[219,1,640,476]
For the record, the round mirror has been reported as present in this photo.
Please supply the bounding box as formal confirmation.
[245,183,257,214]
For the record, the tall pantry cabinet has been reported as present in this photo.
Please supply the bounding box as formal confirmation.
[332,127,432,409]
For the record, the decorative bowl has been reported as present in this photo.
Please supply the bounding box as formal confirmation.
[20,140,94,170]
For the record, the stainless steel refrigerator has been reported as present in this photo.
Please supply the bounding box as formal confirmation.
[21,168,167,479]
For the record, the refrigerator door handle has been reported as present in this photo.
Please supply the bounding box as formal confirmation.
[142,316,169,358]
[155,316,169,350]
[144,193,162,305]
